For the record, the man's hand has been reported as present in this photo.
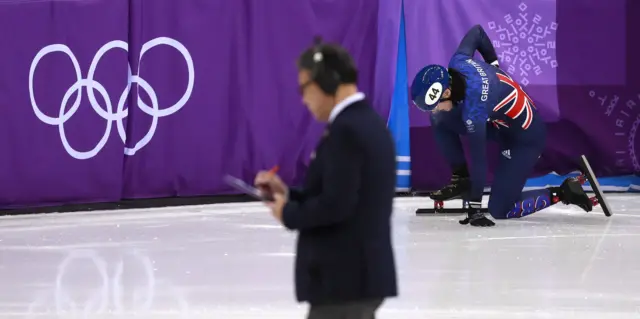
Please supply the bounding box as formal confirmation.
[254,171,288,199]
[265,192,287,223]
[254,170,289,224]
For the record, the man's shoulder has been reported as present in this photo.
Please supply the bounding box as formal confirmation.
[333,100,374,125]
[339,99,371,113]
[332,100,391,143]
[334,100,384,130]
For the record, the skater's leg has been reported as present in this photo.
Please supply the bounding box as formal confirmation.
[497,177,593,219]
[489,147,593,219]
[502,188,555,219]
[488,145,549,219]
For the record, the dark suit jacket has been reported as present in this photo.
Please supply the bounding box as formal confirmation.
[282,99,397,305]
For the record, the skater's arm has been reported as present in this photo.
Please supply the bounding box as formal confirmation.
[466,126,487,203]
[455,25,499,65]
[462,100,489,204]
[431,112,467,167]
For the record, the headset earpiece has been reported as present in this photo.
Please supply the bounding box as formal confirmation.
[310,36,340,95]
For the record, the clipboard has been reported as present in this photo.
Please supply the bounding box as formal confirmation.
[224,175,274,201]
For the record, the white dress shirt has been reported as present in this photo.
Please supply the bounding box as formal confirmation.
[328,92,365,123]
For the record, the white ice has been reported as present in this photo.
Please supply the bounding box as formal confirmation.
[0,194,639,318]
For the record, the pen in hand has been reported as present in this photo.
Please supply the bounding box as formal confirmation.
[257,165,280,200]
[267,165,280,176]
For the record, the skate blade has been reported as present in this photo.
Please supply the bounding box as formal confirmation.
[579,155,612,217]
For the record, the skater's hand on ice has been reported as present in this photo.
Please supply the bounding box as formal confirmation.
[459,201,495,227]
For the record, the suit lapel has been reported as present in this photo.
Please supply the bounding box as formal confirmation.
[310,126,331,160]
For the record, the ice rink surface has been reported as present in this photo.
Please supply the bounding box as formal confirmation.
[0,194,639,318]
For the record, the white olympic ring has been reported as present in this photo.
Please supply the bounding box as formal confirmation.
[55,249,109,315]
[25,249,191,317]
[28,37,194,159]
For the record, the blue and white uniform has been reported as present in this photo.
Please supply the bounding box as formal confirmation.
[413,25,551,219]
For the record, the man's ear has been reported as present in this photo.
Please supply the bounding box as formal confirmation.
[443,88,451,98]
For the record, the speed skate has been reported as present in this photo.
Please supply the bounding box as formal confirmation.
[415,155,613,217]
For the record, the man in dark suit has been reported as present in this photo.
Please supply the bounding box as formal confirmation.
[254,40,397,319]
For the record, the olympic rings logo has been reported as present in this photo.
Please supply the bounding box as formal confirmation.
[28,37,194,160]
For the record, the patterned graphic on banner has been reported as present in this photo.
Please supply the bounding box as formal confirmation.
[25,249,190,318]
[486,2,558,87]
[28,38,194,160]
[588,89,640,172]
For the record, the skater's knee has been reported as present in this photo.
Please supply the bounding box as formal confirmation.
[489,210,509,220]
[488,202,511,219]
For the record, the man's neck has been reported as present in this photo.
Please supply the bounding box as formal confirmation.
[326,85,363,123]
[333,84,359,106]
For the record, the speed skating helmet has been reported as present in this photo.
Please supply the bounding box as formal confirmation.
[410,64,450,112]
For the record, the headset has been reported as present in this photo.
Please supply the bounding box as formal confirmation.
[310,36,342,95]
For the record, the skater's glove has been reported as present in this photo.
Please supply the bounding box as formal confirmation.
[459,201,495,227]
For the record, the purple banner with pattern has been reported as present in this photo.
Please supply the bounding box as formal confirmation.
[0,0,395,208]
[405,0,638,190]
[1,0,129,207]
